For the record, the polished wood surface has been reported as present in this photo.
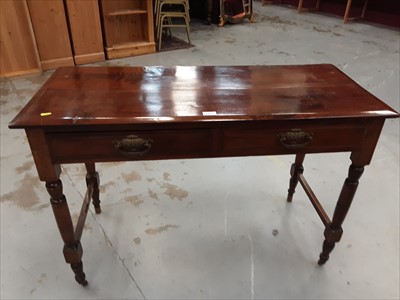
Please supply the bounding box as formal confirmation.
[9,65,399,286]
[9,65,398,128]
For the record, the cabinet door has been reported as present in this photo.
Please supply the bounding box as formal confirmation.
[27,0,74,70]
[65,0,105,65]
[0,0,41,78]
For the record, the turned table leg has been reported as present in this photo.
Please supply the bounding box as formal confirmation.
[287,153,306,202]
[318,164,364,265]
[46,180,88,286]
[85,163,101,214]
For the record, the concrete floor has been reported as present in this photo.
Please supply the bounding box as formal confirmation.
[1,2,399,299]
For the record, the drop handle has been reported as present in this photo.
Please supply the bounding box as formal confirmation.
[113,135,153,157]
[278,128,313,149]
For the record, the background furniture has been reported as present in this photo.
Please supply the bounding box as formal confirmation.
[270,0,399,28]
[219,0,255,26]
[155,0,191,50]
[297,0,369,23]
[189,0,218,24]
[0,0,156,78]
[99,0,155,59]
[262,0,283,5]
[0,0,41,77]
[27,0,74,70]
[65,0,105,65]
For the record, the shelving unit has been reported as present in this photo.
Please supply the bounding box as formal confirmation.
[100,0,155,59]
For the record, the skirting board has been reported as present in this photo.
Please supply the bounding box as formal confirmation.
[41,57,74,71]
[106,42,156,60]
[74,52,105,65]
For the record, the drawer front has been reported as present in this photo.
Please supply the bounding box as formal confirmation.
[47,128,214,163]
[222,123,366,156]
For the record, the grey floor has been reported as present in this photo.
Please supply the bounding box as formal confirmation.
[1,2,399,299]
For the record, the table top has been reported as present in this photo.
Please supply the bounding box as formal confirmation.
[9,64,399,129]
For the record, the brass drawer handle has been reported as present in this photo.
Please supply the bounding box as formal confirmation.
[278,129,313,149]
[113,135,153,157]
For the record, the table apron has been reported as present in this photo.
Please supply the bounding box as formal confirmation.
[45,120,368,164]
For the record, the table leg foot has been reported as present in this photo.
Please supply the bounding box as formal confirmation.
[318,240,335,265]
[63,242,87,285]
[287,154,305,202]
[318,226,342,265]
[71,262,88,286]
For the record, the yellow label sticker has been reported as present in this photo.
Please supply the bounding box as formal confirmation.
[40,112,52,117]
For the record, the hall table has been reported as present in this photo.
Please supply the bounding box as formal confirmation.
[9,64,399,286]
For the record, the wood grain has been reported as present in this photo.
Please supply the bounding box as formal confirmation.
[65,0,105,65]
[0,0,41,78]
[27,0,74,70]
[100,0,155,58]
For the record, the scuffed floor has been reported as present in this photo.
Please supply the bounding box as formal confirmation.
[1,2,399,299]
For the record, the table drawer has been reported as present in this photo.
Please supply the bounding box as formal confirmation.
[47,128,214,163]
[222,123,366,156]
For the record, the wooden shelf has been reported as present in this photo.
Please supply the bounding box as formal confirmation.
[108,9,147,17]
[100,0,155,59]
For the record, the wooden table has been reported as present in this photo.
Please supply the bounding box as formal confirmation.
[9,65,399,286]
